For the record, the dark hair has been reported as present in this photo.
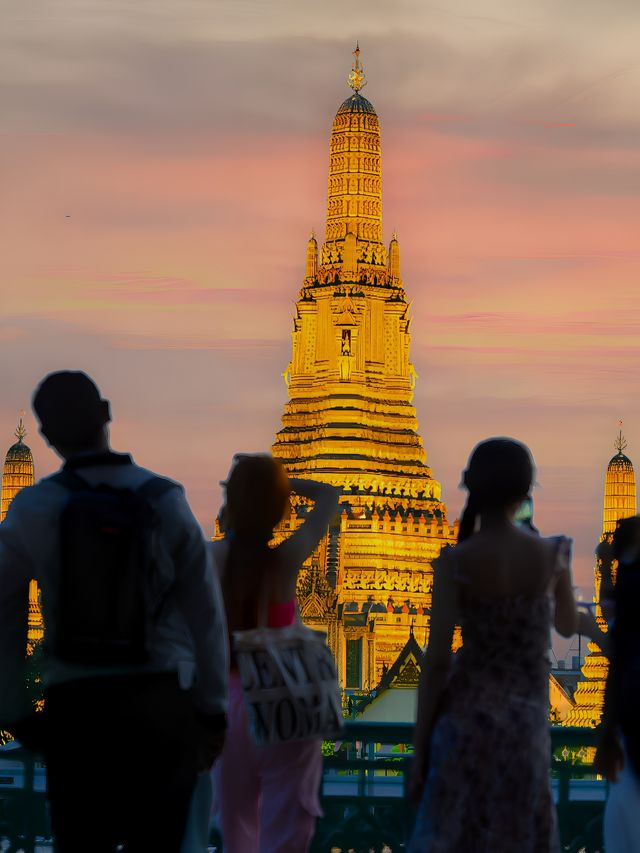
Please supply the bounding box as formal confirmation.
[221,454,291,633]
[224,454,290,542]
[458,438,534,543]
[613,516,640,566]
[32,371,110,449]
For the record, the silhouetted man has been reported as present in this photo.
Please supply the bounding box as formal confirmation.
[0,371,228,852]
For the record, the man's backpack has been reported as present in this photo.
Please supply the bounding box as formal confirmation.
[50,470,179,667]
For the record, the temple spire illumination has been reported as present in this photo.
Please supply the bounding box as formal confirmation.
[15,413,27,444]
[271,51,455,687]
[565,427,636,727]
[1,415,42,649]
[348,43,366,93]
[614,420,627,455]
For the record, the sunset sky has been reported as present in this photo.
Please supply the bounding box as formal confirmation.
[2,0,639,642]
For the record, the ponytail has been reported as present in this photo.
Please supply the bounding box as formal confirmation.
[222,530,275,632]
[458,494,478,543]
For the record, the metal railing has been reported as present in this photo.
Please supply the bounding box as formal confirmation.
[0,725,607,852]
[312,723,606,852]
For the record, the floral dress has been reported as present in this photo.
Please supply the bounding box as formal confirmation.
[409,591,559,852]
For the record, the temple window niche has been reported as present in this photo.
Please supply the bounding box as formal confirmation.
[346,637,363,688]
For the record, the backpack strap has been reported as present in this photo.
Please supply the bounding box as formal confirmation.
[135,476,182,503]
[50,469,92,491]
[50,470,181,502]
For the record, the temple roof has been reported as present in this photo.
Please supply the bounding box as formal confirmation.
[4,419,33,464]
[356,629,424,714]
[337,93,377,115]
[608,451,634,470]
[5,440,33,464]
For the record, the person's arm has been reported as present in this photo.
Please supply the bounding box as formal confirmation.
[594,642,624,782]
[276,478,340,592]
[0,493,33,732]
[553,537,610,651]
[169,490,229,723]
[575,607,611,657]
[594,538,617,624]
[409,546,458,802]
[550,537,580,638]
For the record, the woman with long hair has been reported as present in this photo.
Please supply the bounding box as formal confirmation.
[211,454,339,853]
[408,437,603,852]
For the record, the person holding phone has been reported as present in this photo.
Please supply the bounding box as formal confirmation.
[408,438,605,853]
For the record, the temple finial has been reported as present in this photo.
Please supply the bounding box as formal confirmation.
[15,411,27,443]
[348,42,366,93]
[615,419,628,455]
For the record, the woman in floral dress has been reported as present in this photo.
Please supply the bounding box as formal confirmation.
[408,438,604,852]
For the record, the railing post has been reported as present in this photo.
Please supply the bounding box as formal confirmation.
[23,751,35,853]
[357,734,366,800]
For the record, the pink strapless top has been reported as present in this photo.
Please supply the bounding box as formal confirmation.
[267,599,296,627]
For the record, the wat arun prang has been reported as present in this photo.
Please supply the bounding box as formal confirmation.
[271,47,457,693]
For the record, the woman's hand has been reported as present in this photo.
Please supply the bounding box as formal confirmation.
[576,608,611,657]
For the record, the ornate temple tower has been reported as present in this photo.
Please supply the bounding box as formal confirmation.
[1,418,43,648]
[1,418,34,521]
[272,47,457,691]
[565,428,636,727]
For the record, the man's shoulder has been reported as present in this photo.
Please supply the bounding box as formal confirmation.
[130,465,184,494]
[13,474,67,503]
[0,476,68,530]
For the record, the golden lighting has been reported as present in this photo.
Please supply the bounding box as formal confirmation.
[1,418,43,650]
[270,48,456,690]
[564,427,636,728]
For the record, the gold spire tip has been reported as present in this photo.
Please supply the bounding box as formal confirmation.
[15,413,27,443]
[614,420,628,455]
[348,43,366,93]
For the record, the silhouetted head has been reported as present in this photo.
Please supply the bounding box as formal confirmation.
[613,515,640,567]
[32,371,111,459]
[458,437,534,542]
[223,454,291,543]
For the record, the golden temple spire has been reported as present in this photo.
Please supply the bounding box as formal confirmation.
[324,44,382,249]
[348,42,366,93]
[2,412,35,523]
[15,412,26,444]
[603,421,636,534]
[614,419,627,455]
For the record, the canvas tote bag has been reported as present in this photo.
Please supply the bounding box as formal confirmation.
[233,595,343,746]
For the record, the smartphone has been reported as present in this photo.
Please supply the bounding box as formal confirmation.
[515,497,534,528]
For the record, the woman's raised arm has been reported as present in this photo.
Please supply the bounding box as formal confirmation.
[276,478,340,590]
